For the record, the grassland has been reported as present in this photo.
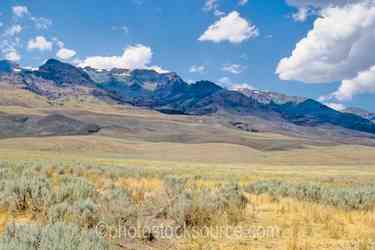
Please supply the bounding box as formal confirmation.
[1,93,375,249]
[1,156,375,250]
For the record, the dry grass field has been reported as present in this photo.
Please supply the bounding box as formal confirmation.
[1,94,375,249]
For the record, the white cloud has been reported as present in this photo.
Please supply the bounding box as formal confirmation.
[203,0,225,16]
[72,58,83,66]
[31,17,52,30]
[199,11,258,43]
[218,77,232,87]
[4,50,21,61]
[0,22,3,28]
[214,9,225,16]
[12,6,29,17]
[277,2,375,84]
[230,83,255,91]
[79,44,153,70]
[239,0,248,6]
[5,25,22,36]
[1,25,22,61]
[112,25,129,33]
[333,65,375,101]
[286,0,363,9]
[287,1,363,22]
[324,102,346,111]
[56,48,77,60]
[204,0,218,11]
[292,7,310,22]
[27,36,53,51]
[56,40,65,49]
[222,64,246,74]
[278,1,375,101]
[217,76,252,90]
[147,65,170,74]
[190,65,206,73]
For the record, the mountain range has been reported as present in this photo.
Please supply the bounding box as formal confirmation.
[1,58,375,140]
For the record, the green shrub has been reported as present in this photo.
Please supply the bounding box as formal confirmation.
[0,223,109,250]
[167,183,248,228]
[0,176,52,212]
[99,187,137,225]
[164,175,190,197]
[246,180,375,210]
[48,199,99,229]
[56,177,96,203]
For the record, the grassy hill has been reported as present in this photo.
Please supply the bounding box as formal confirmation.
[1,85,375,249]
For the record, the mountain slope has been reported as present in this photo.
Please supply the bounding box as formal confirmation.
[344,107,375,123]
[35,59,93,86]
[0,112,100,138]
[236,88,306,105]
[1,58,375,136]
[271,99,375,134]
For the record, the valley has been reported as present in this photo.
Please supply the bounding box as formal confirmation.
[0,59,375,250]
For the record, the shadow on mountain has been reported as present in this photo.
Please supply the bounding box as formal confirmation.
[0,113,100,138]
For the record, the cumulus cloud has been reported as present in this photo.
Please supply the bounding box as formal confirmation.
[56,48,77,60]
[190,65,206,73]
[12,6,29,17]
[4,50,21,61]
[277,2,375,84]
[222,64,246,74]
[287,0,363,22]
[199,11,258,43]
[27,36,53,51]
[79,44,161,71]
[333,66,375,101]
[278,1,375,101]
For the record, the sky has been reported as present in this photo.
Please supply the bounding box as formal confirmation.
[0,0,375,112]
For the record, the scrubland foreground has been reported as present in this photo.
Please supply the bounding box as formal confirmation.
[1,159,375,250]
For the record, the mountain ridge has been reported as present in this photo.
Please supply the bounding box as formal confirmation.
[1,58,375,136]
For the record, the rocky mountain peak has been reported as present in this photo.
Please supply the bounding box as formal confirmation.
[237,88,307,105]
[0,60,20,74]
[36,59,93,85]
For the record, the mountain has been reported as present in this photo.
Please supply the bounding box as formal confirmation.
[0,60,20,74]
[35,59,93,86]
[343,107,375,123]
[271,99,375,133]
[1,58,375,136]
[236,88,306,105]
[0,59,111,101]
[0,113,100,138]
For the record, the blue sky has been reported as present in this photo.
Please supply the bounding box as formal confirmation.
[0,0,374,111]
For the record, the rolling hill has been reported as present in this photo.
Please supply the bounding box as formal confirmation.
[1,58,375,148]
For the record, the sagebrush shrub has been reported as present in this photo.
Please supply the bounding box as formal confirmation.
[166,181,248,228]
[99,187,137,225]
[1,176,52,212]
[0,223,109,250]
[246,180,375,210]
[56,177,96,203]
